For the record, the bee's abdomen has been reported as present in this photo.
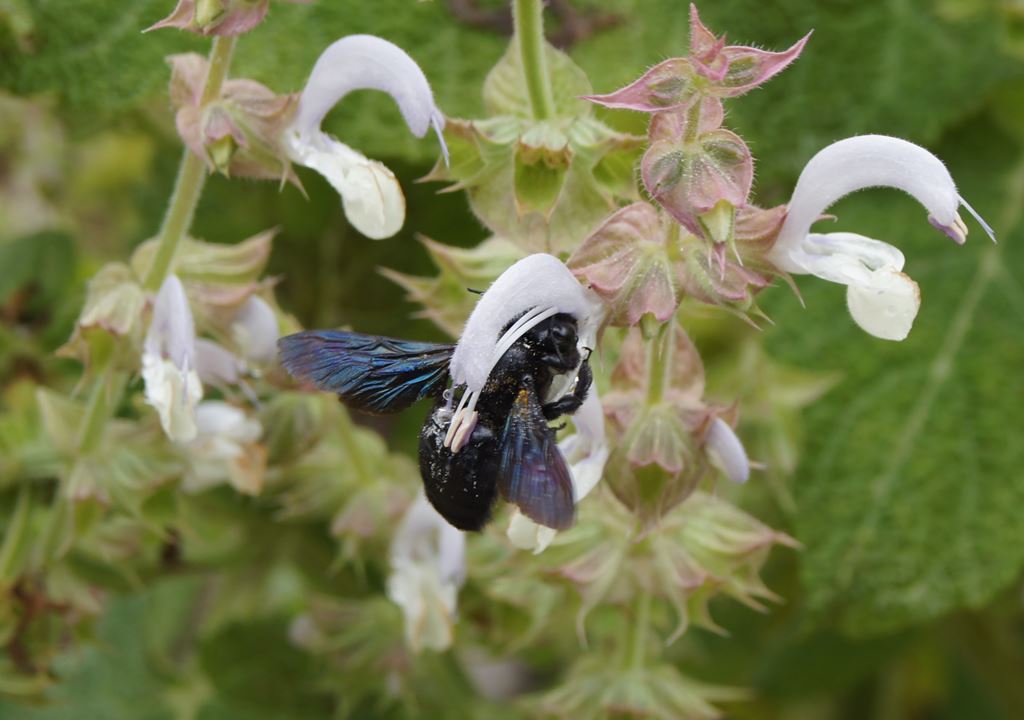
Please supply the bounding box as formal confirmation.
[418,407,500,531]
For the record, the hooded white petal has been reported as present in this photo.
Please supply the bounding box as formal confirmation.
[292,34,446,151]
[145,274,196,368]
[507,390,609,554]
[705,417,750,484]
[451,254,604,394]
[286,34,447,240]
[143,275,203,442]
[232,295,279,364]
[387,492,466,652]
[769,135,994,341]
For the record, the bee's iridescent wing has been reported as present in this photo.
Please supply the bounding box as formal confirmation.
[278,330,454,414]
[497,381,575,530]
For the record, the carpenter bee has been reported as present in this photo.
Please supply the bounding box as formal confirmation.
[278,312,592,532]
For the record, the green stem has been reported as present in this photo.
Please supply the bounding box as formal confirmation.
[142,35,236,291]
[628,592,652,671]
[646,321,672,405]
[77,370,112,454]
[513,0,555,120]
[683,100,702,143]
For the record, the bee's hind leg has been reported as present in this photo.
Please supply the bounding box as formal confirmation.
[542,361,592,420]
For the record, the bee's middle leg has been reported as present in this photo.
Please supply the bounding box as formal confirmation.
[542,361,592,420]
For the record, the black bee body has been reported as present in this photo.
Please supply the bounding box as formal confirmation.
[418,313,591,531]
[278,313,591,532]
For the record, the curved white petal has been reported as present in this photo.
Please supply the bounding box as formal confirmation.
[388,493,466,652]
[194,338,242,386]
[286,133,405,239]
[793,232,922,340]
[232,296,279,364]
[770,135,993,274]
[184,401,263,494]
[846,268,920,341]
[293,34,447,159]
[450,254,604,394]
[705,417,750,484]
[142,354,202,442]
[507,512,558,553]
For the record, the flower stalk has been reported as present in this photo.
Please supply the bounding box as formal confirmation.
[513,0,555,120]
[645,321,672,406]
[143,35,237,291]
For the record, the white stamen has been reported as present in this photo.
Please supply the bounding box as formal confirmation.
[958,194,996,242]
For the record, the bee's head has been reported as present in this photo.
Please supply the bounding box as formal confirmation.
[525,313,581,373]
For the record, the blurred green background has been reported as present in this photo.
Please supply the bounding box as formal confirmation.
[1,0,1023,718]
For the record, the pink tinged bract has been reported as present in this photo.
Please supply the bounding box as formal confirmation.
[583,58,698,113]
[147,0,270,36]
[568,202,682,326]
[642,129,752,236]
[584,4,809,112]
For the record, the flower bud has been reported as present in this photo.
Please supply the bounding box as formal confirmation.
[568,202,683,327]
[148,0,269,36]
[57,263,146,365]
[168,54,298,184]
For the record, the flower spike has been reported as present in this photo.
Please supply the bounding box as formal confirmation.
[769,135,995,341]
[285,35,447,240]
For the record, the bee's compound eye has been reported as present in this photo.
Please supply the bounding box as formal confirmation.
[551,320,576,341]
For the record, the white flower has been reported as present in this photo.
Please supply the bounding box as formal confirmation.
[183,401,265,495]
[444,253,606,453]
[387,492,466,653]
[769,135,995,341]
[704,417,749,484]
[194,338,242,387]
[285,34,447,240]
[507,389,609,554]
[142,274,203,442]
[231,295,279,364]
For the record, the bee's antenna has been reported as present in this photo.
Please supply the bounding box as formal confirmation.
[466,287,485,295]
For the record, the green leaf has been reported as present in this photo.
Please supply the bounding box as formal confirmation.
[483,40,592,118]
[763,119,1024,636]
[0,231,75,307]
[198,617,331,719]
[0,590,179,719]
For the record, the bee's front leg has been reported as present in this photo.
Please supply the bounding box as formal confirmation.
[542,360,592,420]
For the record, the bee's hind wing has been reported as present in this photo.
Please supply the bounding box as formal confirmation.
[278,330,454,414]
[497,380,575,531]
